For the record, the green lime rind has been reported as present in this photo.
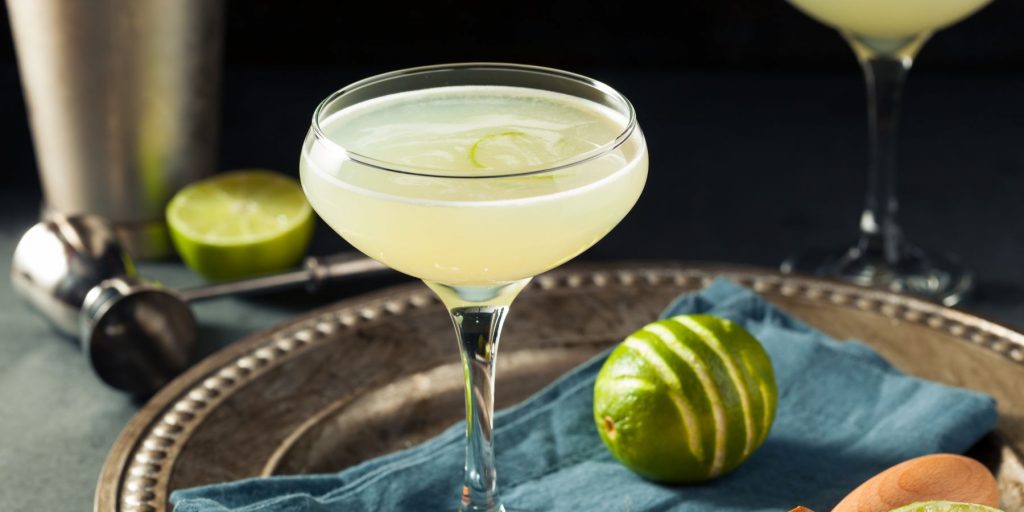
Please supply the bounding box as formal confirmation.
[166,170,314,281]
[593,314,778,484]
[594,340,707,482]
[631,329,717,472]
[723,317,779,448]
[889,501,1004,512]
[654,318,751,477]
[676,315,778,456]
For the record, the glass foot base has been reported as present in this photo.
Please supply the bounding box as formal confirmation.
[780,241,974,306]
[459,505,506,512]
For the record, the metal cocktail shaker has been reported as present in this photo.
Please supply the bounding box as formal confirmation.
[6,0,224,259]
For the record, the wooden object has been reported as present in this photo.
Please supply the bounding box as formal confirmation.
[834,454,1000,512]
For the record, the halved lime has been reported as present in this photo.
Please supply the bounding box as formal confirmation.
[166,170,314,281]
[593,314,777,483]
[890,502,1004,512]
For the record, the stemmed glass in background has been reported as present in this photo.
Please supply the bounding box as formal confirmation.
[300,64,648,511]
[782,0,993,305]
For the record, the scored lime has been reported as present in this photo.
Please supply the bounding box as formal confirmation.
[593,314,777,483]
[166,169,314,281]
[890,502,1004,512]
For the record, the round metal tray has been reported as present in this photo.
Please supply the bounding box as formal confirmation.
[95,263,1024,511]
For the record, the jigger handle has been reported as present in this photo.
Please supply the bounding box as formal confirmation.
[176,253,390,303]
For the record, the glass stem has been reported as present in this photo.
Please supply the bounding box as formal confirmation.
[426,279,530,512]
[847,34,926,265]
[858,54,910,264]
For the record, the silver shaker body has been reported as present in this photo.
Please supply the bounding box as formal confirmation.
[6,0,225,259]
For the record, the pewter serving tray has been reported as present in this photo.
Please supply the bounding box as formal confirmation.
[95,263,1024,511]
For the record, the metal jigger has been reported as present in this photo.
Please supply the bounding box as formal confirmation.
[12,215,197,394]
[79,277,196,394]
[11,215,388,395]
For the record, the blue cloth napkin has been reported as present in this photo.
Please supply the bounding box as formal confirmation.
[172,279,998,511]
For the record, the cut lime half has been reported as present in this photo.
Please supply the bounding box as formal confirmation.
[166,169,314,281]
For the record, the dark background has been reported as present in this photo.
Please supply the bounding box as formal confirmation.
[4,0,1021,72]
[2,0,1022,187]
[215,0,1023,71]
[1,0,1023,316]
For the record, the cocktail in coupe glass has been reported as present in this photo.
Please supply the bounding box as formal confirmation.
[300,64,648,511]
[782,0,992,305]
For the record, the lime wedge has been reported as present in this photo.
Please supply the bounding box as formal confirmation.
[166,169,314,281]
[890,502,1004,512]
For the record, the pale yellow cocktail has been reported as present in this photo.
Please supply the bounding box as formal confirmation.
[788,0,990,41]
[301,85,647,286]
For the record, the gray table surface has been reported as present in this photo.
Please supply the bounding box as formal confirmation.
[2,71,1024,511]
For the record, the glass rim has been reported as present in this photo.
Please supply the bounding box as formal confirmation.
[309,62,638,179]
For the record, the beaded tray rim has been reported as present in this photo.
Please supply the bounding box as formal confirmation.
[94,262,1024,512]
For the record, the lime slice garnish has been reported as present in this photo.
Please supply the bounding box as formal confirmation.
[469,130,568,171]
[166,169,314,281]
[889,502,1004,512]
[469,131,525,169]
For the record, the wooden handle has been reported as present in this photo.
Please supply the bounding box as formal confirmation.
[833,454,999,512]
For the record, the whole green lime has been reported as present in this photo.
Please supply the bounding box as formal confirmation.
[890,502,1004,512]
[167,170,314,281]
[593,314,777,483]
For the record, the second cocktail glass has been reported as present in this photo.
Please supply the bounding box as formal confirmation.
[300,64,648,511]
[783,0,992,305]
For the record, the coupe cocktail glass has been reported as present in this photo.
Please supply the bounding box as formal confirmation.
[300,63,648,511]
[783,0,992,305]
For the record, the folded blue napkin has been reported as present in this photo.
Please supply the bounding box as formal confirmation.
[172,279,998,511]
